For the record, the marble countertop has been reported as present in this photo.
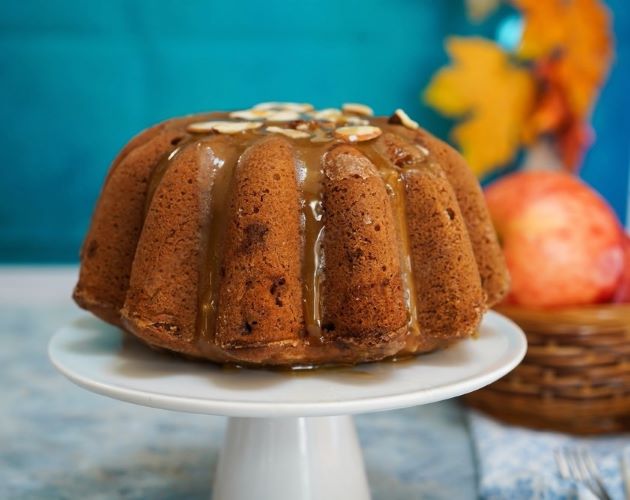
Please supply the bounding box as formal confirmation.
[1,266,478,500]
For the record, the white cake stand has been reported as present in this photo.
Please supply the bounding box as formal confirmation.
[49,311,526,500]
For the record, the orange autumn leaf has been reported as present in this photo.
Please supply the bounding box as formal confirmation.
[522,60,568,142]
[516,0,613,121]
[424,37,535,177]
[524,58,594,169]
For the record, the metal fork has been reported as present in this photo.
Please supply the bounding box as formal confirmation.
[554,447,612,500]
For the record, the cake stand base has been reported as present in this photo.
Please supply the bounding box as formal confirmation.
[214,416,368,500]
[49,311,526,500]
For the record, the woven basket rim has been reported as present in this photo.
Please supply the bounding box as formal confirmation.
[496,304,630,332]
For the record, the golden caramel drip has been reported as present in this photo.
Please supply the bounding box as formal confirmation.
[297,145,327,341]
[196,137,243,347]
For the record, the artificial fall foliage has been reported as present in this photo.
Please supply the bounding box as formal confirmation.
[425,38,534,177]
[426,0,613,177]
[517,0,613,168]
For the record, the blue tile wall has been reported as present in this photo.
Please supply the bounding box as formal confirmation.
[0,0,628,262]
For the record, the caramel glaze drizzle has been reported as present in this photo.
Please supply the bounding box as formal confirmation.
[296,145,327,342]
[143,112,441,355]
[196,138,243,349]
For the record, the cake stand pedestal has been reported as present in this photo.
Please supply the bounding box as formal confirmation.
[49,311,526,500]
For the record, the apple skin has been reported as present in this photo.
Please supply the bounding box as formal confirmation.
[613,233,630,303]
[485,171,624,308]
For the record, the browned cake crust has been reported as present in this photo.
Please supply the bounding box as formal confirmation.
[320,145,408,347]
[402,161,485,336]
[73,115,209,325]
[371,132,485,349]
[215,136,304,350]
[121,136,235,361]
[410,128,509,306]
[74,105,509,367]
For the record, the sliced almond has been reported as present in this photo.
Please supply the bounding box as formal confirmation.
[344,116,370,126]
[388,108,419,130]
[253,102,314,112]
[229,109,272,120]
[416,144,430,157]
[309,128,333,143]
[266,126,311,139]
[334,125,382,142]
[312,108,343,122]
[296,122,315,131]
[342,102,374,116]
[310,135,333,143]
[187,121,262,134]
[265,110,302,122]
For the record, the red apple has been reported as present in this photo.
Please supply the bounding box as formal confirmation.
[485,170,624,308]
[613,233,630,303]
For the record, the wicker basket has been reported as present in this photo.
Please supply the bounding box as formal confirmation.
[465,304,630,434]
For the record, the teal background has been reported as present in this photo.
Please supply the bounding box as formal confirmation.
[1,0,628,262]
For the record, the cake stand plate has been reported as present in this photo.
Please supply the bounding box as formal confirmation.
[49,311,526,500]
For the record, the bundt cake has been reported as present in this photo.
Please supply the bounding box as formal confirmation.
[74,102,509,366]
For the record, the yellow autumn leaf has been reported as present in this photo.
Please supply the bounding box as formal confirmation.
[515,0,613,119]
[424,37,535,177]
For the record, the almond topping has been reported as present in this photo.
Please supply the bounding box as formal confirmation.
[266,126,311,139]
[388,108,419,130]
[342,103,374,116]
[310,135,334,143]
[265,110,302,122]
[229,109,272,120]
[334,125,382,142]
[187,121,262,134]
[296,122,315,131]
[310,129,333,143]
[344,116,370,126]
[312,108,343,122]
[253,102,314,112]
